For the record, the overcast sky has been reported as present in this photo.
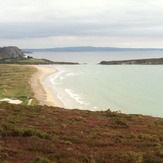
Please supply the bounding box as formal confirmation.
[0,0,163,48]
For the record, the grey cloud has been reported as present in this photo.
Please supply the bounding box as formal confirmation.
[1,18,163,39]
[1,0,163,48]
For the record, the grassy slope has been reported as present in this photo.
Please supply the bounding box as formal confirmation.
[0,64,163,163]
[0,103,163,163]
[0,58,55,64]
[0,64,38,105]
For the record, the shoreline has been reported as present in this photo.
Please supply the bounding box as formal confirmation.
[30,65,61,107]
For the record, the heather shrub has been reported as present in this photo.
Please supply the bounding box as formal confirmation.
[143,152,161,163]
[115,118,129,128]
[34,157,51,163]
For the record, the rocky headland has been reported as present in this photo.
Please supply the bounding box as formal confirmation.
[0,46,24,59]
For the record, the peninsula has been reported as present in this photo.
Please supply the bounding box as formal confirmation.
[100,58,163,65]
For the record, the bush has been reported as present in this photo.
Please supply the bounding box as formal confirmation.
[138,134,160,143]
[115,118,129,128]
[1,124,49,139]
[34,157,51,163]
[115,151,143,163]
[143,152,161,163]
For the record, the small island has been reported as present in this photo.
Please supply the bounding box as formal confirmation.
[100,58,163,65]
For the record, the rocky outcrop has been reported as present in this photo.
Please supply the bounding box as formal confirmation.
[0,46,24,59]
[100,58,163,65]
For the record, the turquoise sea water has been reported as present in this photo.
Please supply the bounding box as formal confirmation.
[44,65,163,117]
[31,51,163,117]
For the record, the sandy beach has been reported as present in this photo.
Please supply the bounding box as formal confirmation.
[30,65,60,107]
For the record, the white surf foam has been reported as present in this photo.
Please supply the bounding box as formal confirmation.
[65,89,89,106]
[65,72,76,77]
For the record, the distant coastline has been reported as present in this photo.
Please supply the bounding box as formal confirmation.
[23,46,163,53]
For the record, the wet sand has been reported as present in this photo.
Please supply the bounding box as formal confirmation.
[30,65,60,107]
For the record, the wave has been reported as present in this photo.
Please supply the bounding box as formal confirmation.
[65,72,76,77]
[65,89,89,106]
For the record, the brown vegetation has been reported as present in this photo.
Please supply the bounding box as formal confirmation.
[0,103,163,162]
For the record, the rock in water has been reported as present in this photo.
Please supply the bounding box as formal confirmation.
[0,46,24,59]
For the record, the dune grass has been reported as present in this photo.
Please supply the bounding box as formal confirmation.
[0,64,37,104]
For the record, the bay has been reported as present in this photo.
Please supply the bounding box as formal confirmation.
[31,51,163,117]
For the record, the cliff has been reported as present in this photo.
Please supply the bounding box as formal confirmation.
[100,58,163,65]
[0,46,24,59]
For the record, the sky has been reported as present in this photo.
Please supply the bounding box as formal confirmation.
[0,0,163,48]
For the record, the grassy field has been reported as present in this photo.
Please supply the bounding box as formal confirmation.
[0,58,55,64]
[0,103,163,162]
[0,64,38,105]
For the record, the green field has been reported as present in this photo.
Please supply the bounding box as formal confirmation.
[0,58,55,64]
[0,64,38,105]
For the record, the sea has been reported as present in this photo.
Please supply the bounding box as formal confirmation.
[30,50,163,117]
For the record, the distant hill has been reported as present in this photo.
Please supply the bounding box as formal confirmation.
[0,46,24,59]
[100,58,163,65]
[24,46,163,52]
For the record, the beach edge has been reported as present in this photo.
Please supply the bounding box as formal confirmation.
[30,65,61,107]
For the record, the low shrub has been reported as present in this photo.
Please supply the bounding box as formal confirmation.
[1,124,49,139]
[115,118,129,128]
[34,157,51,163]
